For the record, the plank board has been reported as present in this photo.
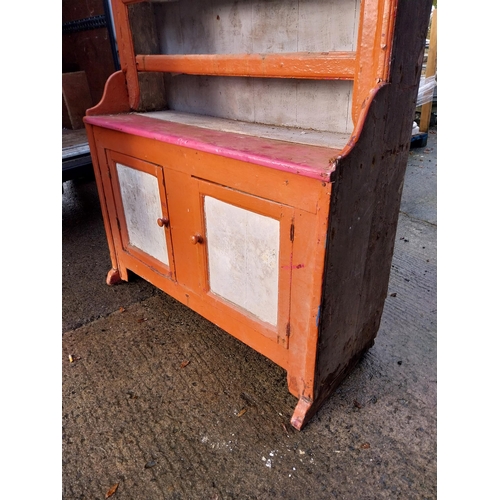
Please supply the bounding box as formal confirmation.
[85,113,345,180]
[137,110,351,149]
[151,0,359,134]
[136,52,357,79]
[62,129,90,159]
[154,0,360,54]
[164,76,354,134]
[62,71,94,130]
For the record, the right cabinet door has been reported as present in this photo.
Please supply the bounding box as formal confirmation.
[192,179,295,348]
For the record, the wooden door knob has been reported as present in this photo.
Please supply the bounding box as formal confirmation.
[190,234,203,245]
[157,218,170,228]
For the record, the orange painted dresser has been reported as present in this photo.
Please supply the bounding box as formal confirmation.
[84,0,433,430]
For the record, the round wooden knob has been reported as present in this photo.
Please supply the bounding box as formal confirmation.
[157,218,169,228]
[190,234,203,245]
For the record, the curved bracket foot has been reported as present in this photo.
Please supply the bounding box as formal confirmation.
[106,268,124,286]
[290,396,315,431]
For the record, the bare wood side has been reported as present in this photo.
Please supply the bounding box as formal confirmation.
[293,0,433,430]
[136,52,356,80]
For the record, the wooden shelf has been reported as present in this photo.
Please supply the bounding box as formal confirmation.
[136,52,357,80]
[84,112,346,181]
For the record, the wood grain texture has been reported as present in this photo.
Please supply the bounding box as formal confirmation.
[136,52,356,79]
[150,0,359,133]
[84,113,344,181]
[63,28,117,106]
[62,0,115,105]
[62,129,90,159]
[63,128,89,147]
[62,71,94,130]
[165,75,354,134]
[153,0,360,54]
[137,110,351,149]
[301,0,433,428]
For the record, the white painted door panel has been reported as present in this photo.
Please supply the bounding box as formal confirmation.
[204,196,280,326]
[116,163,170,266]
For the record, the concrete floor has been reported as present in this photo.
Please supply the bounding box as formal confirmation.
[62,129,437,499]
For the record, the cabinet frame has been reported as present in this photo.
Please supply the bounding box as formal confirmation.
[84,0,434,429]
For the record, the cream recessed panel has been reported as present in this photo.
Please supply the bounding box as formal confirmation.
[117,163,169,266]
[204,196,280,326]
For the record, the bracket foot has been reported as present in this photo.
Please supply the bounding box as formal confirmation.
[290,396,315,431]
[106,268,124,286]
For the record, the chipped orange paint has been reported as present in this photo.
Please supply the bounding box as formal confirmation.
[136,52,357,80]
[83,0,417,430]
[352,0,397,124]
[85,122,330,372]
[111,0,397,129]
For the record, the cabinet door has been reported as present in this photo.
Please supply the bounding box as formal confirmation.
[105,150,175,280]
[193,179,294,347]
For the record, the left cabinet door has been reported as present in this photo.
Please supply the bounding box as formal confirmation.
[105,150,176,281]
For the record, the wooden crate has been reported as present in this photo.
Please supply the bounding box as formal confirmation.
[62,71,93,130]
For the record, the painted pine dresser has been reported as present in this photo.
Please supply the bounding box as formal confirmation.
[84,0,433,429]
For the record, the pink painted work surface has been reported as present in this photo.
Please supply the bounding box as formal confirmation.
[84,113,343,181]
